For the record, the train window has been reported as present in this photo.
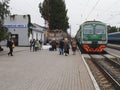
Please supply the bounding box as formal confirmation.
[95,25,105,34]
[83,25,93,34]
[56,33,61,37]
[49,33,54,37]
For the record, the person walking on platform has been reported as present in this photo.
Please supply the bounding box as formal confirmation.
[32,39,36,52]
[7,39,14,56]
[58,39,64,55]
[30,39,33,51]
[64,38,70,56]
[72,38,77,55]
[35,39,39,51]
[39,39,43,50]
[51,38,57,51]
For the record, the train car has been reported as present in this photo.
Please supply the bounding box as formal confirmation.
[75,21,108,53]
[108,32,120,44]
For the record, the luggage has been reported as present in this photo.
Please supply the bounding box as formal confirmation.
[49,47,54,51]
[0,47,3,51]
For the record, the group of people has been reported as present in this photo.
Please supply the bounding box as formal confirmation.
[50,38,77,56]
[30,39,43,52]
[5,37,77,56]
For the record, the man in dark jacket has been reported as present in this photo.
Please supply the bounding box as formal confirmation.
[7,39,13,56]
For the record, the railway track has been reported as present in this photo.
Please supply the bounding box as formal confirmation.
[107,44,120,51]
[84,56,115,90]
[89,54,120,90]
[79,44,120,89]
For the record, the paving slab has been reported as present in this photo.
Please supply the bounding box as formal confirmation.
[0,47,96,90]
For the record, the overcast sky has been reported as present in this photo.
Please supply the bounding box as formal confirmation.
[3,0,120,36]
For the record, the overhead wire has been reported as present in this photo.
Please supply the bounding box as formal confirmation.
[82,0,120,26]
[103,0,120,22]
[90,0,120,23]
[85,0,100,20]
[103,0,119,13]
[80,0,89,22]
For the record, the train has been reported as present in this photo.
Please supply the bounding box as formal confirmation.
[108,32,120,44]
[75,21,108,53]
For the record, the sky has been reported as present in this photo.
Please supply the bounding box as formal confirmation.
[2,0,120,36]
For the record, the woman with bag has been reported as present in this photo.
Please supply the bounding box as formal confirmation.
[72,38,77,55]
[64,38,70,56]
[7,39,14,56]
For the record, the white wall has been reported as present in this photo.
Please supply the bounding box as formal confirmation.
[1,15,30,46]
[32,31,44,41]
[31,24,46,42]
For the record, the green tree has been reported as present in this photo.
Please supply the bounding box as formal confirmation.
[39,0,50,23]
[39,0,69,32]
[0,0,10,42]
[0,21,10,41]
[107,25,118,33]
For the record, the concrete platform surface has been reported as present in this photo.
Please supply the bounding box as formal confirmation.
[0,47,96,90]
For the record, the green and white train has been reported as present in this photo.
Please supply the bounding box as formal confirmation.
[75,21,108,53]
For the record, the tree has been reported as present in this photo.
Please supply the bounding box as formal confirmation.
[0,20,10,42]
[107,25,118,33]
[39,0,50,23]
[0,0,10,42]
[39,0,69,32]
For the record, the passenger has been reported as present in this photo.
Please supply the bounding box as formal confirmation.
[51,38,57,51]
[58,39,64,55]
[64,38,70,56]
[72,38,77,55]
[7,39,14,56]
[30,39,33,51]
[35,39,39,51]
[39,39,43,50]
[32,39,36,52]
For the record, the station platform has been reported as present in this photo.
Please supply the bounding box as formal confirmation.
[0,46,100,90]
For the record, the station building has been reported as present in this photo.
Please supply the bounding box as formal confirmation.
[1,15,46,46]
[30,23,47,44]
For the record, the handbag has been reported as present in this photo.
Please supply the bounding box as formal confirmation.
[12,44,15,48]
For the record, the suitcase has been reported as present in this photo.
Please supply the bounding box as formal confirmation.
[49,47,54,51]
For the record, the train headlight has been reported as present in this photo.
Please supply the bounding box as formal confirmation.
[83,37,88,40]
[82,41,92,44]
[98,41,107,44]
[102,38,106,40]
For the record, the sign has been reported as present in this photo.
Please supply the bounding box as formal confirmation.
[4,24,27,28]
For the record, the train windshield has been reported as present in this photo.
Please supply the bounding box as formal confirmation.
[95,25,106,34]
[83,25,94,34]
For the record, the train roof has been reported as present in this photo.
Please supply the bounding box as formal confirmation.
[84,21,102,23]
[108,32,120,35]
[84,21,104,24]
[82,21,106,26]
